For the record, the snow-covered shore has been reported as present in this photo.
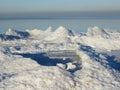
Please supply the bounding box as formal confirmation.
[0,26,120,90]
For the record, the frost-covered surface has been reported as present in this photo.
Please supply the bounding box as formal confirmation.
[0,26,120,90]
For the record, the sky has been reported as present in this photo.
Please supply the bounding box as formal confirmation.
[0,0,120,19]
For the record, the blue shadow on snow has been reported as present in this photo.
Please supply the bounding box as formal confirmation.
[80,45,120,71]
[13,53,72,66]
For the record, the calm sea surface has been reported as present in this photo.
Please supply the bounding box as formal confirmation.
[0,19,120,34]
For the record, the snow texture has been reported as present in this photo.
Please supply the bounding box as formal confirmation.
[0,26,120,90]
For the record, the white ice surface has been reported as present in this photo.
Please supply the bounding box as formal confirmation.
[0,26,120,90]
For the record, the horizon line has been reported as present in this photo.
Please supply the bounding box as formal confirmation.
[0,11,120,20]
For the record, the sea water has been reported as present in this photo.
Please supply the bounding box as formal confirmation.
[0,19,120,34]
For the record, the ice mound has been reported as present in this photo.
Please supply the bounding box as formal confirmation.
[87,26,120,39]
[46,26,52,32]
[6,28,17,36]
[26,29,45,36]
[26,27,52,40]
[6,28,30,38]
[26,27,52,36]
[0,28,30,40]
[44,26,74,43]
[87,26,109,38]
[74,26,120,50]
[53,26,74,37]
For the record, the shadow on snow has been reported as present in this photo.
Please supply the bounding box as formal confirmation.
[13,52,82,73]
[80,45,120,72]
[14,53,72,66]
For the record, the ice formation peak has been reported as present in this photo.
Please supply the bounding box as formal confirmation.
[5,28,30,38]
[26,27,52,36]
[6,28,17,36]
[55,26,68,34]
[46,26,52,32]
[54,26,74,37]
[86,26,120,39]
[86,26,109,38]
[43,26,74,43]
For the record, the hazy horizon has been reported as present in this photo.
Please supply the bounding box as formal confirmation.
[0,0,120,19]
[0,11,120,19]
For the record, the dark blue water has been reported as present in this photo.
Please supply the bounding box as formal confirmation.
[0,19,120,33]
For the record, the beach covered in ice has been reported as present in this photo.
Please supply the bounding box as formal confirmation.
[0,26,120,90]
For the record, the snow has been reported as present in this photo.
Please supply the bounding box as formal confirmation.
[44,26,74,43]
[0,26,120,90]
[75,26,120,50]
